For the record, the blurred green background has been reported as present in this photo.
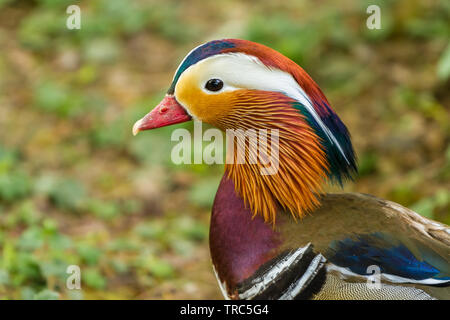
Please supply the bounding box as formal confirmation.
[0,0,449,299]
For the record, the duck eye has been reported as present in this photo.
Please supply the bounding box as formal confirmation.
[205,79,223,92]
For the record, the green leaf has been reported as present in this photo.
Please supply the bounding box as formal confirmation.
[47,178,86,212]
[147,259,175,279]
[411,199,435,219]
[173,217,208,242]
[188,179,220,208]
[357,151,378,177]
[83,269,106,289]
[34,289,59,300]
[85,199,121,220]
[0,171,32,203]
[18,227,44,251]
[77,244,102,266]
[33,81,88,118]
[135,222,165,240]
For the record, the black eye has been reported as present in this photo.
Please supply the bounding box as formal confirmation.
[205,79,223,92]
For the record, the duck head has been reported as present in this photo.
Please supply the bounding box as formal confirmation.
[133,39,357,223]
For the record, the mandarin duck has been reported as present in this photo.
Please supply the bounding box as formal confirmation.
[133,39,450,300]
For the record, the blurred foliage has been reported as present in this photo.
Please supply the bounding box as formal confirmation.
[0,0,449,299]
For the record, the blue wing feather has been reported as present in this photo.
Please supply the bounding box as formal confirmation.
[326,232,450,283]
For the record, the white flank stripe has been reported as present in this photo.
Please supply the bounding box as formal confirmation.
[239,244,311,299]
[279,254,326,300]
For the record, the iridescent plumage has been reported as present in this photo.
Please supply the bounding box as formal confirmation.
[133,39,450,300]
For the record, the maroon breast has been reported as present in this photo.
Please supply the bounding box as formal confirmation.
[209,175,282,296]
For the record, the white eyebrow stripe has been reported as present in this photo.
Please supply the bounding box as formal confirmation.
[182,52,349,164]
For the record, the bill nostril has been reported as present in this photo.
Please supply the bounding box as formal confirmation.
[159,106,168,113]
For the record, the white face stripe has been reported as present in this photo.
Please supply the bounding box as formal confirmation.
[175,52,349,163]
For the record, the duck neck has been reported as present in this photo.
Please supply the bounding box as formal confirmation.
[209,174,281,296]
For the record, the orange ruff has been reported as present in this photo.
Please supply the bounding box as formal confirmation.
[211,90,329,224]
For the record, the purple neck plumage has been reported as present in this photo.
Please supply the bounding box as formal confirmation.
[209,174,282,296]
